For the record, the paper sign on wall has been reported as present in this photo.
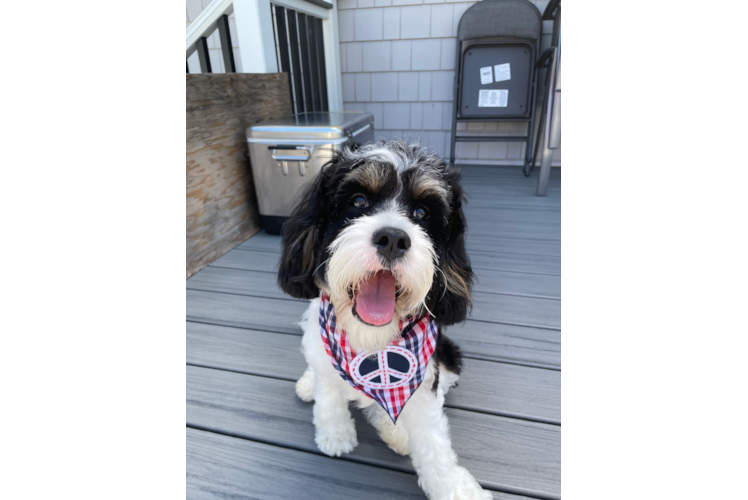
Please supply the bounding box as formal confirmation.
[480,66,493,85]
[478,89,508,107]
[494,63,511,82]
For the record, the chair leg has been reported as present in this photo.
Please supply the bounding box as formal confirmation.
[536,143,553,196]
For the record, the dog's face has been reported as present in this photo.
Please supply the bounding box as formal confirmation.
[279,140,474,351]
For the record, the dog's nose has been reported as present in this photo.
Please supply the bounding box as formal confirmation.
[372,227,411,262]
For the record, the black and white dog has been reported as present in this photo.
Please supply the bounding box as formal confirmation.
[278,140,492,500]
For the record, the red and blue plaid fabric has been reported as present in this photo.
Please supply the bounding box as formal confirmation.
[319,292,438,423]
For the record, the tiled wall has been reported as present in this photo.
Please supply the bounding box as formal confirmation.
[338,0,560,165]
[185,0,560,165]
[186,0,243,73]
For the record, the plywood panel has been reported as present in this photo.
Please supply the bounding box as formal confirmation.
[186,73,292,278]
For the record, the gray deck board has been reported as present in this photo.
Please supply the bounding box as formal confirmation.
[187,290,308,334]
[475,269,560,298]
[470,292,560,329]
[187,286,561,333]
[187,267,297,302]
[186,322,560,422]
[207,249,281,274]
[191,264,559,301]
[468,223,561,242]
[469,250,560,275]
[187,289,560,366]
[236,231,562,257]
[467,236,561,257]
[457,165,561,180]
[188,428,537,500]
[221,246,561,276]
[446,321,560,368]
[187,366,561,498]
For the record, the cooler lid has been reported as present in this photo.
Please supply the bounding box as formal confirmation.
[247,112,374,144]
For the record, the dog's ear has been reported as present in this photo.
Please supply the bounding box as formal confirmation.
[278,169,328,299]
[433,169,475,325]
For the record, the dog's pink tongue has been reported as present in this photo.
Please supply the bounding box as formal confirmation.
[354,271,397,326]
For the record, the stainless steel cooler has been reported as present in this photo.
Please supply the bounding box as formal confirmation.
[246,111,375,234]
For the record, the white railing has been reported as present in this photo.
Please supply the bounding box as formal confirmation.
[186,0,343,112]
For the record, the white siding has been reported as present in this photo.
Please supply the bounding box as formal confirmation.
[338,0,561,164]
[184,0,559,164]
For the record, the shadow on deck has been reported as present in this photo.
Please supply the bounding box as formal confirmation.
[187,165,561,500]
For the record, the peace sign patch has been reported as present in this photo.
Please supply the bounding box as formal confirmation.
[349,346,417,389]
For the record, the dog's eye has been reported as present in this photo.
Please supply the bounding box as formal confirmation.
[351,194,369,208]
[413,206,429,220]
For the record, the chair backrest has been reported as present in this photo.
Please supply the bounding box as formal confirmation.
[457,0,541,42]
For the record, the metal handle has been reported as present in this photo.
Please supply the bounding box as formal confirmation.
[269,145,313,161]
[346,120,374,140]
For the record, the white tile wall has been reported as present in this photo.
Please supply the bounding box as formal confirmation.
[363,41,392,71]
[430,4,453,38]
[392,40,411,70]
[418,72,432,101]
[383,8,401,39]
[355,73,372,101]
[339,0,561,164]
[371,72,399,101]
[186,0,560,165]
[400,6,431,38]
[411,39,441,70]
[384,102,411,129]
[410,102,424,129]
[398,73,419,101]
[347,42,363,72]
[355,8,384,40]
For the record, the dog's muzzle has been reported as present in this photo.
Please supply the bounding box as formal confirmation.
[372,226,411,263]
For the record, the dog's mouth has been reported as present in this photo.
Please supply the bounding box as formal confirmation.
[350,270,397,327]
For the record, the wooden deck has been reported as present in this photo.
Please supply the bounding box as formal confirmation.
[186,165,561,500]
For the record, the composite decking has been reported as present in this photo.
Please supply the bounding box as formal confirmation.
[186,165,561,500]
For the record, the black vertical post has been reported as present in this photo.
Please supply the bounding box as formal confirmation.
[196,36,212,73]
[308,18,322,112]
[286,10,305,113]
[313,17,328,111]
[274,5,295,112]
[187,61,190,74]
[217,15,236,73]
[297,14,316,112]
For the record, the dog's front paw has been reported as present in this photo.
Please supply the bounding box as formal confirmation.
[295,368,315,402]
[379,425,410,456]
[451,466,493,500]
[315,427,358,457]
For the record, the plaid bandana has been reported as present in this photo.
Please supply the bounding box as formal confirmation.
[319,292,438,423]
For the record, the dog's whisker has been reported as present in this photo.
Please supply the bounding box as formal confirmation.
[435,266,449,301]
[313,257,331,276]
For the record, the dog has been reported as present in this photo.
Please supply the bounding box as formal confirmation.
[278,140,492,500]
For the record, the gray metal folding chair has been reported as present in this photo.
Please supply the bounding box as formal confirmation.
[449,0,542,174]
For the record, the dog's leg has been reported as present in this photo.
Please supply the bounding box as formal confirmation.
[399,367,493,500]
[295,366,315,402]
[364,403,410,456]
[311,369,359,457]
